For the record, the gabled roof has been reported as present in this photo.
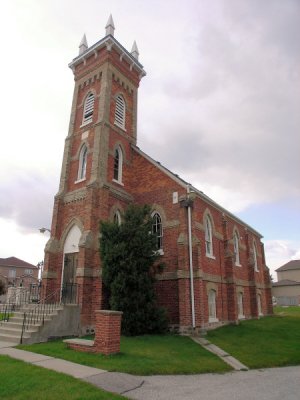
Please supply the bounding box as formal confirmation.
[273,279,300,287]
[276,260,300,272]
[0,257,37,269]
[132,145,263,238]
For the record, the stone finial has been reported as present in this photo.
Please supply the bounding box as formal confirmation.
[131,40,139,60]
[105,14,115,36]
[79,34,88,55]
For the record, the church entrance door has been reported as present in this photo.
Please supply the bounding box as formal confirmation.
[62,253,78,303]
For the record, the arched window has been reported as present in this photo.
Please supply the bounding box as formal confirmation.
[114,94,126,129]
[152,212,163,251]
[113,146,123,183]
[82,93,95,125]
[238,292,244,318]
[253,241,258,272]
[113,210,121,226]
[233,231,240,266]
[205,215,213,257]
[77,145,87,181]
[208,289,217,322]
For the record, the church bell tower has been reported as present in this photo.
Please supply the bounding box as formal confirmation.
[42,16,146,332]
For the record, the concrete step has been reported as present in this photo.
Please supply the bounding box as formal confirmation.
[1,303,71,345]
[0,334,21,343]
[0,325,40,335]
[8,311,60,322]
[0,333,31,344]
[2,320,50,329]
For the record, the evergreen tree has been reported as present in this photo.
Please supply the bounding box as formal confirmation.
[100,204,167,335]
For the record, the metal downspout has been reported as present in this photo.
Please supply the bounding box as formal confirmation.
[187,185,196,329]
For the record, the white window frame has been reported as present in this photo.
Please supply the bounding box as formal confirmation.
[113,210,122,226]
[233,231,241,266]
[114,94,126,130]
[82,93,95,125]
[76,144,88,182]
[9,269,16,278]
[112,146,123,184]
[253,241,259,272]
[208,289,218,322]
[25,269,33,275]
[205,215,214,258]
[152,211,163,254]
[238,292,245,319]
[257,294,263,316]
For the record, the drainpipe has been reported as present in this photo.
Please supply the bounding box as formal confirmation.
[187,185,196,329]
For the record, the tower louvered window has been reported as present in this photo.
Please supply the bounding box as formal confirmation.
[82,93,95,124]
[114,95,126,129]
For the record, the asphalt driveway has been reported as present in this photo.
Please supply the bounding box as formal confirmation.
[123,366,300,400]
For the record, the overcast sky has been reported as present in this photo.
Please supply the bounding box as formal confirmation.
[0,0,299,280]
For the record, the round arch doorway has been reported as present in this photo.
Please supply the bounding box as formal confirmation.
[61,225,81,302]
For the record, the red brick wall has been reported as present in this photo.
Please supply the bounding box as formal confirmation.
[43,36,272,334]
[94,310,122,355]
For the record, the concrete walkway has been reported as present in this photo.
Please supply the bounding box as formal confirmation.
[1,340,300,400]
[0,342,144,395]
[191,336,249,370]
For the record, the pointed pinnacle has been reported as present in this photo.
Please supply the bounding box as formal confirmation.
[105,14,115,36]
[131,40,139,60]
[79,34,88,55]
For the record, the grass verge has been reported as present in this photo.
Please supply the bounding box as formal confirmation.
[207,306,300,369]
[0,312,13,320]
[18,334,231,375]
[0,355,125,400]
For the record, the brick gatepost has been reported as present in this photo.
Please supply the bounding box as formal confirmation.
[94,310,123,355]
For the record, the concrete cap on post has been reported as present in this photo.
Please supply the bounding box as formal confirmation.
[95,310,123,316]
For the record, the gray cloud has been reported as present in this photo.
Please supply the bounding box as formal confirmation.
[139,0,300,209]
[0,172,57,233]
[1,0,299,236]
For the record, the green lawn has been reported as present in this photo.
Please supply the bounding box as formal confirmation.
[18,334,231,375]
[0,355,125,400]
[274,305,300,317]
[207,306,300,369]
[0,312,13,320]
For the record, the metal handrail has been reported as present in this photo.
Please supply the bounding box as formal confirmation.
[0,304,15,325]
[1,285,41,326]
[7,284,41,308]
[20,283,79,344]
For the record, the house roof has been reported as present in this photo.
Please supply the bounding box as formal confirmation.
[273,279,300,287]
[133,145,263,238]
[275,260,300,272]
[0,257,37,269]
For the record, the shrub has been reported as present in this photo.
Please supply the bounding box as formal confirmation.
[100,204,168,335]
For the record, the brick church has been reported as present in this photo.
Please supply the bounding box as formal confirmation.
[43,16,273,334]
